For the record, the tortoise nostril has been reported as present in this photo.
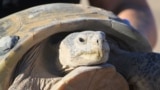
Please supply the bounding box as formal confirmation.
[97,40,99,44]
[96,39,105,45]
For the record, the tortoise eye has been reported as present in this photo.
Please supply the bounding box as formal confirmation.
[79,38,85,43]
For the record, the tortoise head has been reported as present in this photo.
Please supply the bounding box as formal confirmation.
[59,31,110,72]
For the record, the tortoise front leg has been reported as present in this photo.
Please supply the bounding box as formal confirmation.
[108,45,160,90]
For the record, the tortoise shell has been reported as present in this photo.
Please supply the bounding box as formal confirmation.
[0,3,151,89]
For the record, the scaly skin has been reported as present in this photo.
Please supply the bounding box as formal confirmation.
[108,45,160,90]
[59,31,110,72]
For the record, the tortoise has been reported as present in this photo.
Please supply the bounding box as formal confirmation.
[1,3,159,90]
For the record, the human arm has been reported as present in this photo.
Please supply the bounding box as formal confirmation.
[90,0,157,47]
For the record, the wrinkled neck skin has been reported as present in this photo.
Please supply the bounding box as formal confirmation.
[108,51,160,90]
[9,41,62,90]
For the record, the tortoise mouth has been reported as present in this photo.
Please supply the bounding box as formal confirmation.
[79,51,102,61]
[73,49,109,66]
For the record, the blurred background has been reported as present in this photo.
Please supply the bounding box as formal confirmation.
[81,0,160,52]
[148,1,160,52]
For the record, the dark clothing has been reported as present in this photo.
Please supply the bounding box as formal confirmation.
[0,0,80,18]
